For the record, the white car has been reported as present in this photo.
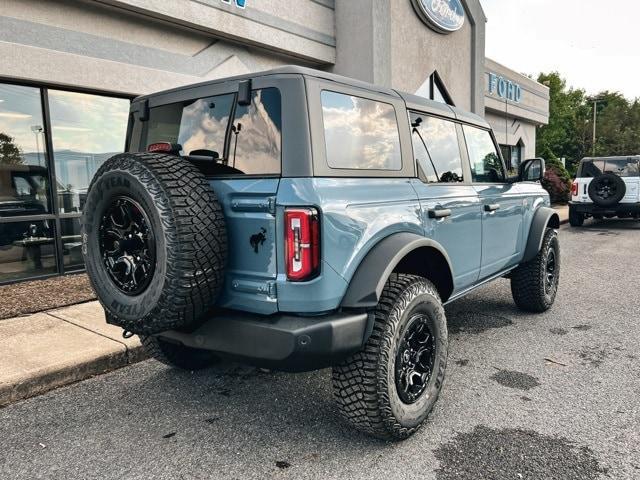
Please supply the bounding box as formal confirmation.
[569,156,640,226]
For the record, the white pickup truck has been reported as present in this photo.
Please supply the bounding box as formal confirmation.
[569,156,640,226]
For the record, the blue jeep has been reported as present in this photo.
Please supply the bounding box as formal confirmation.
[82,66,560,440]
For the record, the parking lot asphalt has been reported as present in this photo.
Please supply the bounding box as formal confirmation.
[1,219,639,480]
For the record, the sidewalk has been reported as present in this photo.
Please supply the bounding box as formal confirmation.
[0,301,145,407]
[554,204,569,224]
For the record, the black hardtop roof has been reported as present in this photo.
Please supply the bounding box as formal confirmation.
[580,156,640,162]
[135,65,490,129]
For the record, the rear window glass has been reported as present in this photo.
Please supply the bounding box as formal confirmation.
[578,159,639,177]
[142,88,281,175]
[321,91,401,170]
[229,88,282,175]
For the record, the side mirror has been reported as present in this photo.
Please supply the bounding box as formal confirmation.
[519,158,545,182]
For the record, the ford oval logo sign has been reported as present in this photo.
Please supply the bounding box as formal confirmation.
[411,0,465,34]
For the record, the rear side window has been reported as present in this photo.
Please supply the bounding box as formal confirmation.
[142,88,282,175]
[321,91,401,170]
[463,126,505,183]
[411,113,463,183]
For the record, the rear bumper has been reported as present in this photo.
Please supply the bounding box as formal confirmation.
[569,202,640,215]
[157,310,371,372]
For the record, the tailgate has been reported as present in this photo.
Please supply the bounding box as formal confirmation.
[210,178,280,315]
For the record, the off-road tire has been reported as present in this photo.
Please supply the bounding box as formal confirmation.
[332,274,448,440]
[588,173,626,207]
[511,228,560,312]
[82,152,227,335]
[568,207,584,227]
[142,336,219,370]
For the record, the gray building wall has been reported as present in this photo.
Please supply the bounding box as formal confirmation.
[1,0,487,113]
[0,0,335,95]
[484,58,550,160]
[334,0,486,113]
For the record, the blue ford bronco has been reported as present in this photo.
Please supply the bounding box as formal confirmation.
[82,66,560,440]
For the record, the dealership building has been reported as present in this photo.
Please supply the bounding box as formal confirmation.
[0,0,549,284]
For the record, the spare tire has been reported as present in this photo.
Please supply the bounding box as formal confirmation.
[81,152,227,335]
[588,173,626,207]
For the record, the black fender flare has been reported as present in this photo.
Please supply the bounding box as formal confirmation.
[522,206,560,263]
[340,232,454,309]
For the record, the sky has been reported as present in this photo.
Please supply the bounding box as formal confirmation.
[481,0,640,100]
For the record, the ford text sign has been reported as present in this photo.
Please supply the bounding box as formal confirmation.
[411,0,465,34]
[488,73,523,103]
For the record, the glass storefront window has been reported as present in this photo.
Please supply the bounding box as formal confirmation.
[0,83,51,217]
[0,219,57,282]
[48,90,129,213]
[60,217,84,271]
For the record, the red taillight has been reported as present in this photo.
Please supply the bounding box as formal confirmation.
[148,142,175,153]
[571,181,578,196]
[285,208,320,281]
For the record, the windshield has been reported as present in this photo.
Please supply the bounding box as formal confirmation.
[578,158,639,178]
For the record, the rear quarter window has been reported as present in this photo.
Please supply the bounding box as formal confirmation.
[320,91,401,170]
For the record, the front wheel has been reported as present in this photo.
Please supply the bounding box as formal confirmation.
[332,274,448,440]
[510,228,560,312]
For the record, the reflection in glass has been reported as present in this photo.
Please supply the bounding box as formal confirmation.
[0,83,51,216]
[60,217,84,270]
[412,115,463,183]
[0,220,56,282]
[321,91,401,170]
[229,88,282,174]
[463,126,505,183]
[603,159,639,177]
[49,90,129,213]
[146,94,234,158]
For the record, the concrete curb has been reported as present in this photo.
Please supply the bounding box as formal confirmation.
[0,304,146,408]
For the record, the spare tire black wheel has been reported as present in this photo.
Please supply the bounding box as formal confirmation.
[82,152,227,335]
[588,173,626,207]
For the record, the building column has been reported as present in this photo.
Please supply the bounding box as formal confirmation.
[332,0,391,87]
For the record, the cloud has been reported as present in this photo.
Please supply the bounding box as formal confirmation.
[322,94,401,170]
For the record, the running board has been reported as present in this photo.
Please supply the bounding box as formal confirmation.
[444,267,517,305]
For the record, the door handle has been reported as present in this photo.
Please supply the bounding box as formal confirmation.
[428,208,452,219]
[484,204,500,212]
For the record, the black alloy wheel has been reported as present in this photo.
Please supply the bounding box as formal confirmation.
[395,314,436,404]
[99,196,155,295]
[544,248,557,295]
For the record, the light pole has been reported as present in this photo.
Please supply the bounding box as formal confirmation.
[592,99,602,157]
[31,125,43,166]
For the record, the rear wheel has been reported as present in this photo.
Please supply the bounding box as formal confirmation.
[142,336,219,370]
[569,207,584,227]
[511,229,560,312]
[332,274,448,440]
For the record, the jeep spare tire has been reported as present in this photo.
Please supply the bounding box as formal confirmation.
[588,173,626,207]
[82,152,227,335]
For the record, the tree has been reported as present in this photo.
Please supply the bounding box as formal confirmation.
[0,132,23,165]
[536,72,590,173]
